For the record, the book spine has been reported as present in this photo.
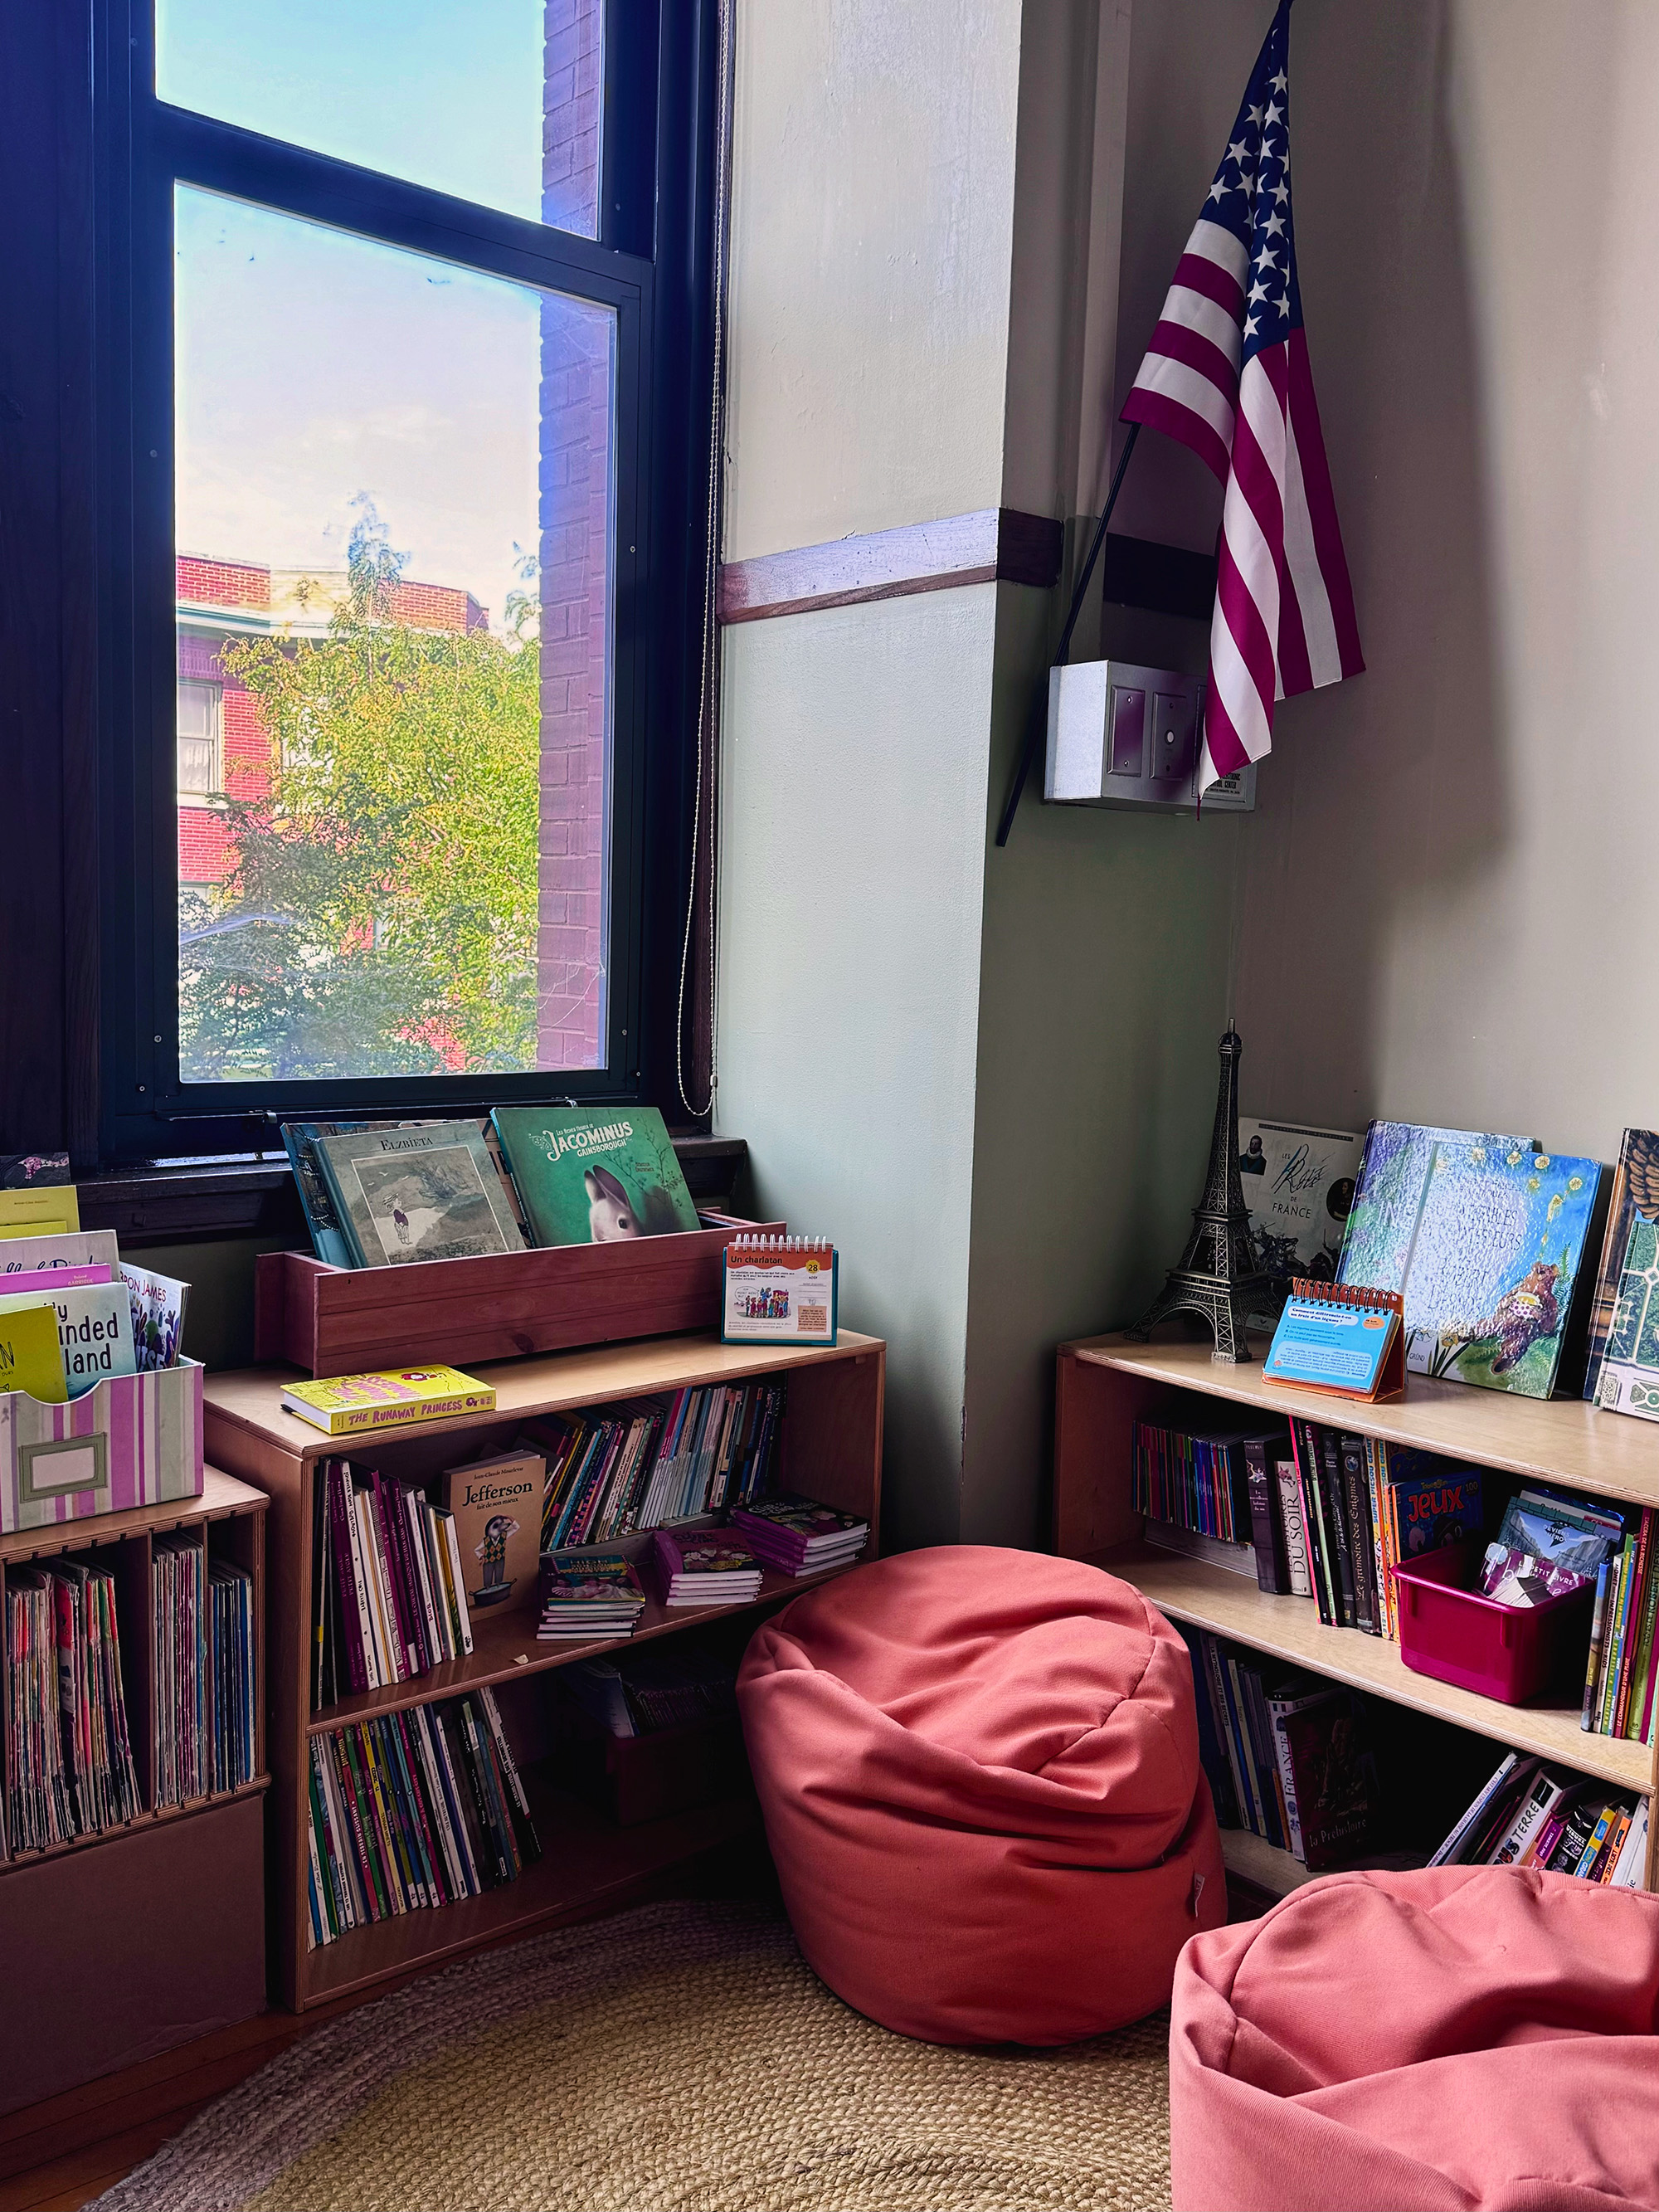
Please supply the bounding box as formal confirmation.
[1491,1774,1559,1864]
[1637,1560,1659,1748]
[1202,1635,1251,1834]
[1179,1625,1239,1828]
[1272,1457,1312,1599]
[1596,1807,1633,1882]
[1598,1542,1635,1735]
[1301,1424,1335,1619]
[373,1472,425,1678]
[1338,1438,1377,1635]
[325,1464,364,1697]
[1220,1653,1267,1839]
[390,1708,447,1906]
[310,1460,329,1713]
[352,1484,400,1685]
[1583,1559,1613,1730]
[479,1685,542,1864]
[1576,1801,1621,1879]
[332,1731,387,1921]
[437,1511,474,1656]
[437,1703,490,1888]
[1615,1510,1655,1737]
[405,1487,447,1666]
[1267,1705,1305,1859]
[456,1699,513,1886]
[1318,1430,1355,1628]
[1364,1440,1392,1640]
[1243,1437,1289,1595]
[1238,1666,1285,1849]
[421,1702,479,1898]
[1608,1798,1650,1886]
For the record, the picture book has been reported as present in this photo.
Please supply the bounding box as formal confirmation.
[0,1295,69,1402]
[120,1263,189,1371]
[0,1229,119,1277]
[0,1264,111,1294]
[490,1105,699,1247]
[1339,1123,1605,1398]
[1237,1118,1362,1318]
[537,1550,647,1640]
[651,1528,764,1605]
[313,1122,525,1268]
[281,1365,496,1436]
[43,1282,137,1398]
[1582,1129,1659,1403]
[1594,1213,1659,1424]
[0,1185,80,1240]
[1391,1465,1482,1559]
[441,1449,543,1615]
[285,1118,529,1267]
[1493,1487,1621,1576]
[1273,1692,1379,1868]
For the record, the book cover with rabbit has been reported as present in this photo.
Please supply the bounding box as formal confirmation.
[489,1106,700,1248]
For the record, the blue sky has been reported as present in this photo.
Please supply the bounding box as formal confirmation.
[162,2,601,627]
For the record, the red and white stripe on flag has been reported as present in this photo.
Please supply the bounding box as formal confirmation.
[1119,0,1362,796]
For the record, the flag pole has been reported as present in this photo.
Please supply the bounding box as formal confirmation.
[993,419,1141,850]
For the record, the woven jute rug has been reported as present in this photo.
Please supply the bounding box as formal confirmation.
[95,1900,1172,2212]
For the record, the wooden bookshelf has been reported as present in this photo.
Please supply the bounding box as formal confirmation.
[0,1469,270,2116]
[204,1328,885,2011]
[1054,1330,1659,1888]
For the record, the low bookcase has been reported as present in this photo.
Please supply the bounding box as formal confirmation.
[203,1328,884,2012]
[1054,1332,1659,1897]
[0,1469,269,2115]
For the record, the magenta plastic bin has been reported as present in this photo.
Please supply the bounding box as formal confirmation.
[1393,1542,1594,1705]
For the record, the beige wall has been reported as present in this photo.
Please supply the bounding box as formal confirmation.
[723,0,1022,559]
[718,588,998,1547]
[718,0,1243,1549]
[1207,0,1659,1167]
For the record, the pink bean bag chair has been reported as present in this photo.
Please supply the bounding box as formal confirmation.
[737,1545,1224,2045]
[1170,1864,1659,2211]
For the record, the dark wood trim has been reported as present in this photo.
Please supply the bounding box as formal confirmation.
[1100,531,1218,622]
[717,506,1063,626]
[77,1136,750,1249]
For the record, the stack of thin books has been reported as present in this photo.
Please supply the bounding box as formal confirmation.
[536,1550,648,1641]
[730,1494,870,1578]
[651,1528,763,1607]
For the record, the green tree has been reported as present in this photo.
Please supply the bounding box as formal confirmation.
[180,506,542,1082]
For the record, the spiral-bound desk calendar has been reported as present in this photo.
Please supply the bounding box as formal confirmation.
[722,1236,838,1346]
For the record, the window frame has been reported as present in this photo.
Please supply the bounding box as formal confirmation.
[90,0,716,1163]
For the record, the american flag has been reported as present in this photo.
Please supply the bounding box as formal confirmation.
[1121,0,1362,795]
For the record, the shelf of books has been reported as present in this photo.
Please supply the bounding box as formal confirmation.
[203,1328,884,2011]
[1055,1332,1659,1898]
[0,1467,269,2113]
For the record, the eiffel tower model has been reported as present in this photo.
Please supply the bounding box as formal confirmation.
[1125,1027,1274,1363]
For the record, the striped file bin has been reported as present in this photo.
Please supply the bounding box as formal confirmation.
[0,1358,205,1534]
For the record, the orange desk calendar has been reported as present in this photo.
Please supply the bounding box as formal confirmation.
[1263,1279,1406,1402]
[722,1236,838,1346]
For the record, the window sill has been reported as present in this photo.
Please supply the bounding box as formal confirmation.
[80,1135,748,1248]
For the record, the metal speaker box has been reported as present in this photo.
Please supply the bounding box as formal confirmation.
[1043,660,1255,813]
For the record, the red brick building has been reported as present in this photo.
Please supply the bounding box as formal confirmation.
[175,555,488,894]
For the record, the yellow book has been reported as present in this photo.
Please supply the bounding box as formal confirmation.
[281,1364,495,1437]
[0,1186,79,1240]
[0,1294,71,1403]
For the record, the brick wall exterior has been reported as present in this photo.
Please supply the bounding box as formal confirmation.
[176,555,270,608]
[538,0,609,1070]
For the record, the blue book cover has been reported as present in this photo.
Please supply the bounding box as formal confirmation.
[1340,1123,1606,1399]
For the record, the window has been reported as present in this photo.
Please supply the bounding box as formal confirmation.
[90,1,718,1158]
[175,678,221,796]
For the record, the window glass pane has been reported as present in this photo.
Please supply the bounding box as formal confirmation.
[155,0,604,236]
[175,186,615,1082]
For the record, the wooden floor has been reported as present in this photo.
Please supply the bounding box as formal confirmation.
[0,1851,1260,2211]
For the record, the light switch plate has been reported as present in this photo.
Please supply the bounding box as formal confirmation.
[1043,660,1257,813]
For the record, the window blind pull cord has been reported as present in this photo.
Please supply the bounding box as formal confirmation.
[677,0,736,1125]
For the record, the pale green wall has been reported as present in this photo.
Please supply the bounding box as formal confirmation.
[961,587,1238,1549]
[718,587,999,1549]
